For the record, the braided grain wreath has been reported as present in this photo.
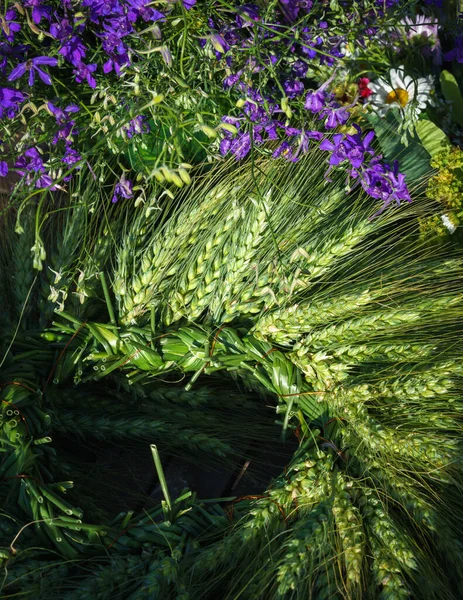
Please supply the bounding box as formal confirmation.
[1,155,463,599]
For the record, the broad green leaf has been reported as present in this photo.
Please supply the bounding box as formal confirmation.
[439,70,463,128]
[366,112,431,183]
[415,120,451,157]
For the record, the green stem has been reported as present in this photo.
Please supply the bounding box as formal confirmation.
[99,271,117,326]
[150,445,172,517]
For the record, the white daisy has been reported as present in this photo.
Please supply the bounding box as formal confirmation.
[399,16,442,65]
[401,15,439,40]
[441,214,457,234]
[368,66,433,123]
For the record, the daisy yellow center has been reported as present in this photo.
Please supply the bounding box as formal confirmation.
[385,88,409,107]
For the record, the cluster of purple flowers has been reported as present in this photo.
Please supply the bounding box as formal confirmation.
[1,0,197,93]
[319,125,411,213]
[14,147,55,189]
[48,101,82,175]
[219,71,349,159]
[219,67,410,213]
[0,0,457,209]
[205,2,345,76]
[0,0,202,195]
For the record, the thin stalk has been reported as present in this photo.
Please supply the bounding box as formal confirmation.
[99,271,117,326]
[150,444,172,517]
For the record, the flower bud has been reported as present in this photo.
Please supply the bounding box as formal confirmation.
[178,168,191,185]
[200,125,217,138]
[218,122,238,135]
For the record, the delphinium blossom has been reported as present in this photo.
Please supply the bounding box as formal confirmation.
[48,102,80,143]
[123,115,150,138]
[15,147,56,189]
[22,0,52,25]
[0,87,26,119]
[444,35,463,63]
[1,9,21,43]
[112,174,133,203]
[73,61,98,88]
[319,125,411,215]
[62,142,82,169]
[8,56,58,86]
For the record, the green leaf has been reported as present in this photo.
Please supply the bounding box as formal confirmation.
[415,120,451,157]
[366,112,431,183]
[439,70,463,128]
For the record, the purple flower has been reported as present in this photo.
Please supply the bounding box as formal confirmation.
[263,121,279,140]
[48,102,80,123]
[292,60,308,78]
[229,132,252,159]
[123,115,150,138]
[2,9,21,43]
[8,56,58,86]
[73,62,97,88]
[35,173,55,188]
[126,0,165,22]
[0,42,28,76]
[363,161,411,217]
[272,141,298,161]
[49,19,73,41]
[0,87,26,119]
[48,102,80,142]
[219,137,232,156]
[23,0,52,25]
[320,133,347,166]
[62,142,81,167]
[235,4,260,27]
[0,161,8,177]
[321,104,350,129]
[103,54,130,75]
[279,0,313,22]
[283,79,304,98]
[103,15,133,38]
[209,34,230,54]
[112,175,133,203]
[183,0,197,10]
[15,147,56,189]
[319,125,410,214]
[444,35,463,63]
[281,125,302,137]
[304,90,326,113]
[223,70,243,89]
[320,126,375,172]
[16,147,44,174]
[59,35,87,66]
[344,125,375,167]
[82,0,123,21]
[100,31,127,56]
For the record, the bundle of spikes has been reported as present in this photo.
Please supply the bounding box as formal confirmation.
[1,149,463,600]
